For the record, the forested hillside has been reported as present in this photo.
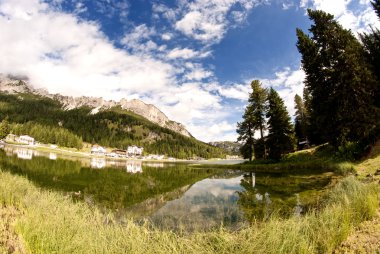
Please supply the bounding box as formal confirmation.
[0,93,225,159]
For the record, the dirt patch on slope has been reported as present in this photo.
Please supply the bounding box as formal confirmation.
[0,206,26,254]
[335,208,380,253]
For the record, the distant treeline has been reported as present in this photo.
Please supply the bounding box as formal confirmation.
[0,93,225,159]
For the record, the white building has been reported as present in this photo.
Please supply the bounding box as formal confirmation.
[91,145,106,155]
[127,145,143,156]
[18,135,35,145]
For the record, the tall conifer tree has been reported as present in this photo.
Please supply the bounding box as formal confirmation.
[249,80,268,159]
[237,108,255,161]
[266,88,295,160]
[237,80,267,160]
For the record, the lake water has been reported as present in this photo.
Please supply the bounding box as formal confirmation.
[0,144,338,231]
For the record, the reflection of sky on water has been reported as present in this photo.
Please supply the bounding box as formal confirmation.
[185,177,244,198]
[149,176,246,231]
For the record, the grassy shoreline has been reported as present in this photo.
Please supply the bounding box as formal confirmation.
[0,170,378,253]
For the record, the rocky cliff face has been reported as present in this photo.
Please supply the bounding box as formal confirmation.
[0,74,192,137]
[209,141,241,154]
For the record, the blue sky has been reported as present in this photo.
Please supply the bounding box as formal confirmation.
[0,0,379,141]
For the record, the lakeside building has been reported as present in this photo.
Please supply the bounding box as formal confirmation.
[111,149,128,157]
[91,145,106,155]
[17,135,35,145]
[127,145,143,156]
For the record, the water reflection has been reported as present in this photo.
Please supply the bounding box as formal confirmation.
[1,145,171,170]
[5,147,40,160]
[0,144,337,231]
[49,153,57,160]
[90,158,106,169]
[237,172,335,221]
[126,161,142,173]
[147,176,246,231]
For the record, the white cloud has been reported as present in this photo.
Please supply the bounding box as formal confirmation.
[161,33,173,41]
[186,121,238,142]
[216,83,251,100]
[152,3,178,22]
[300,0,380,34]
[174,0,258,44]
[167,47,199,59]
[121,24,158,54]
[282,2,295,10]
[185,69,213,81]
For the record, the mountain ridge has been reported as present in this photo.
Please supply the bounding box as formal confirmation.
[0,74,192,137]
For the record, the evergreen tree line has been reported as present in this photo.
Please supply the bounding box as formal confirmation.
[10,122,83,149]
[238,3,380,160]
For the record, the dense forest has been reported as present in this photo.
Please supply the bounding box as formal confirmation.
[0,93,226,159]
[238,4,380,161]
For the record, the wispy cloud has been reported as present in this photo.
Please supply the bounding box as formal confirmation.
[300,0,380,34]
[174,0,258,44]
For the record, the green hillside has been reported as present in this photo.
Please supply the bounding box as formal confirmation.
[0,92,226,159]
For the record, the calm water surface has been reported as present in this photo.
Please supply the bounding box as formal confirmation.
[0,144,338,231]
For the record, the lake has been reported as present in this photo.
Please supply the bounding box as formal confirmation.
[0,144,339,231]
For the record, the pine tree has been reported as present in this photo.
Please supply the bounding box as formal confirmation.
[0,118,10,139]
[237,108,255,161]
[248,80,267,139]
[248,80,268,159]
[294,94,308,148]
[266,88,295,160]
[237,80,268,160]
[297,9,377,148]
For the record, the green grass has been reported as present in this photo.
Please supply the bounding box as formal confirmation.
[0,170,378,254]
[193,145,357,176]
